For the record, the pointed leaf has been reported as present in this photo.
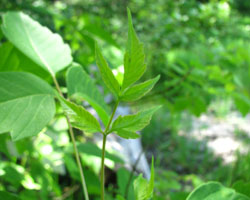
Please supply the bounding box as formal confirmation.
[110,106,161,133]
[1,12,72,75]
[114,129,140,139]
[121,75,160,101]
[95,43,120,97]
[0,72,55,141]
[59,97,102,133]
[133,157,154,200]
[187,182,250,200]
[67,64,110,126]
[134,175,149,200]
[122,9,146,91]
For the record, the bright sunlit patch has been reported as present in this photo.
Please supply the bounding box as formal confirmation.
[0,169,5,176]
[112,65,124,85]
[40,144,53,155]
[218,2,230,18]
[22,174,41,190]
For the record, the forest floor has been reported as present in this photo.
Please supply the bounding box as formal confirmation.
[180,112,250,163]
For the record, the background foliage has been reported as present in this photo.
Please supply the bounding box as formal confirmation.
[0,0,250,199]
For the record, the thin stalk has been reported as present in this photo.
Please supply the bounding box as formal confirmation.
[100,134,107,200]
[52,75,89,200]
[124,149,144,199]
[100,101,119,200]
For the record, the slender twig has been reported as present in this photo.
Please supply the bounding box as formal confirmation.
[100,101,119,200]
[52,75,89,200]
[53,185,80,200]
[100,134,107,200]
[124,148,144,199]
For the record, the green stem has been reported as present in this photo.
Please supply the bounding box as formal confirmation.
[52,75,89,200]
[100,134,107,200]
[100,100,119,200]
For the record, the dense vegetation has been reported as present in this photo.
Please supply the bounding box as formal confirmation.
[0,0,250,200]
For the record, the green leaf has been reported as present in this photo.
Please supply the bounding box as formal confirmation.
[121,75,160,101]
[187,182,250,200]
[0,43,51,80]
[0,42,19,71]
[84,24,119,48]
[133,157,154,200]
[232,180,250,198]
[233,93,250,116]
[59,97,102,133]
[134,175,148,200]
[0,191,20,200]
[116,195,126,200]
[122,8,146,91]
[66,64,110,126]
[1,12,72,75]
[110,106,161,134]
[115,129,140,139]
[0,72,55,141]
[95,43,120,97]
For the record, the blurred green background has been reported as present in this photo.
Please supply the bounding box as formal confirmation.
[1,0,250,199]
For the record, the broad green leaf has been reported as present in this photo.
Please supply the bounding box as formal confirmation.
[0,42,19,71]
[133,157,154,200]
[59,97,102,133]
[0,72,55,141]
[122,8,146,91]
[114,129,140,139]
[14,48,51,81]
[1,12,72,75]
[232,181,250,198]
[66,64,110,126]
[95,43,120,97]
[110,106,161,133]
[121,75,160,102]
[187,182,250,200]
[0,42,51,80]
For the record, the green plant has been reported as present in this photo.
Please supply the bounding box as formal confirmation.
[0,8,159,200]
[1,4,250,200]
